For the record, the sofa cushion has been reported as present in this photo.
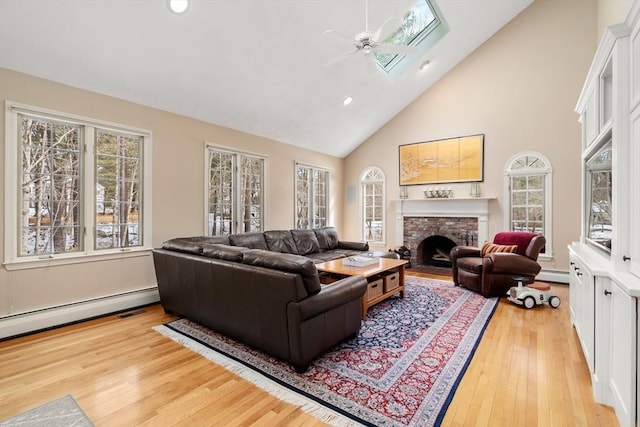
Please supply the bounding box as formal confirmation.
[162,236,230,254]
[314,227,339,251]
[264,230,299,254]
[324,249,363,258]
[457,257,483,274]
[202,244,250,262]
[162,238,202,254]
[291,229,321,255]
[229,232,269,250]
[242,249,321,295]
[306,252,347,263]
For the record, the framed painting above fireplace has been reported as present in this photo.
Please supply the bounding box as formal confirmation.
[399,134,484,185]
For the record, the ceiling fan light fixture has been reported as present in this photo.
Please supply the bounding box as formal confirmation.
[343,96,353,106]
[168,0,189,14]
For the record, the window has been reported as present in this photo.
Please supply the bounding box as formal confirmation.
[585,140,612,253]
[95,130,144,250]
[361,167,385,243]
[206,146,265,235]
[4,103,151,267]
[504,153,552,258]
[295,164,329,229]
[374,0,447,75]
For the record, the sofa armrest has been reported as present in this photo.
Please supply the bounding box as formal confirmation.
[293,275,367,321]
[450,245,481,261]
[337,241,369,251]
[483,252,542,276]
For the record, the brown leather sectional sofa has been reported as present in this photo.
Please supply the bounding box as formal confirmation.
[152,227,371,371]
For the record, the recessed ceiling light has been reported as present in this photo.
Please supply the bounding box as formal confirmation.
[343,96,353,106]
[168,0,189,14]
[419,60,431,70]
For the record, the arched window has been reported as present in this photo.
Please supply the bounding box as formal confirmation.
[504,152,552,259]
[361,167,385,243]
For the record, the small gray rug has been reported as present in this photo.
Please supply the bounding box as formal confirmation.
[0,395,94,427]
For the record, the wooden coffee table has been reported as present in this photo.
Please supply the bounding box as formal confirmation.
[315,257,408,318]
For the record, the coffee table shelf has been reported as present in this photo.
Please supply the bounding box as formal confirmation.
[315,257,408,318]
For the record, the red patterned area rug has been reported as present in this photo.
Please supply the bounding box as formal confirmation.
[154,277,498,427]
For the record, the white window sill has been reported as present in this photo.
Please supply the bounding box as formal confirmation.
[3,248,153,271]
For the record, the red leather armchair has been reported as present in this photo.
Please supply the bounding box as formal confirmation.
[450,231,546,297]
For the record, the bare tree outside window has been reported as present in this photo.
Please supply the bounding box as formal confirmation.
[208,150,234,235]
[95,130,143,249]
[510,175,544,233]
[10,107,150,263]
[361,167,385,242]
[586,142,612,251]
[295,164,328,229]
[207,147,264,235]
[19,115,82,256]
[240,156,263,233]
[505,153,552,255]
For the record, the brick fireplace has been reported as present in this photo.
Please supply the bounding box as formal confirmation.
[394,198,492,267]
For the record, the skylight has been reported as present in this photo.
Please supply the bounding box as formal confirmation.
[375,0,446,74]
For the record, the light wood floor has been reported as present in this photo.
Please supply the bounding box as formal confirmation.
[0,271,618,426]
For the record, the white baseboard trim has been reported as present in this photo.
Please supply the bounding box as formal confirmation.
[0,287,160,339]
[538,269,569,284]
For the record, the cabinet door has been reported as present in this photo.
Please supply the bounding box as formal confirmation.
[595,276,612,403]
[629,106,640,278]
[570,255,595,373]
[607,280,636,427]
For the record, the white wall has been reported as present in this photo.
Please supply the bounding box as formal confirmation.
[0,68,343,329]
[598,0,634,39]
[342,0,599,274]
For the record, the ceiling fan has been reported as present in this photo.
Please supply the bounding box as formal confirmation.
[324,0,418,73]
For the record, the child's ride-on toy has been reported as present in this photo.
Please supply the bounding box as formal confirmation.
[507,276,560,309]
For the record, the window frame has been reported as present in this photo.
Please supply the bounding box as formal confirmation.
[204,143,267,236]
[375,0,448,78]
[375,0,439,70]
[360,166,386,244]
[503,152,553,260]
[4,101,153,270]
[294,162,330,229]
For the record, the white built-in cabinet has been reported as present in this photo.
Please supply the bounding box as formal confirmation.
[572,3,640,427]
[630,15,640,277]
[568,255,595,373]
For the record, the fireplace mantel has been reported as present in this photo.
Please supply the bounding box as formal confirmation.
[394,197,496,246]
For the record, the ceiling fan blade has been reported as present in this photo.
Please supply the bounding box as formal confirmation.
[324,49,359,67]
[375,43,418,56]
[364,53,378,74]
[324,29,357,45]
[372,17,401,43]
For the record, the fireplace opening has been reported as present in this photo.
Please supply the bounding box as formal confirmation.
[417,235,457,268]
[403,215,479,269]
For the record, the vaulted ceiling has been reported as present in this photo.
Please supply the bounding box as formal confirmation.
[0,0,533,157]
